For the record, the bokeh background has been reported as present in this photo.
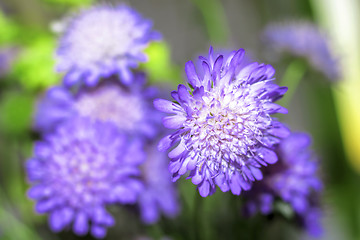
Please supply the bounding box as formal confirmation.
[0,0,359,239]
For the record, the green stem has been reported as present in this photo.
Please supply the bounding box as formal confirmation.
[278,60,307,108]
[193,191,204,240]
[190,0,230,45]
[0,188,43,240]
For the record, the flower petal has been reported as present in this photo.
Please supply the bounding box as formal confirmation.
[163,115,186,129]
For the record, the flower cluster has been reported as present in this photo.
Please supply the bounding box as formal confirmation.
[56,5,160,87]
[25,2,326,238]
[26,4,179,239]
[243,133,323,237]
[34,73,161,139]
[27,118,144,238]
[263,22,340,80]
[155,47,290,197]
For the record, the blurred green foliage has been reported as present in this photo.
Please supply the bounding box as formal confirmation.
[10,35,60,91]
[41,0,94,7]
[0,91,34,136]
[141,41,182,86]
[0,11,20,45]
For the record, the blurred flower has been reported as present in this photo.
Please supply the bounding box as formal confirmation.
[263,22,340,80]
[243,132,323,237]
[0,47,17,77]
[34,73,161,139]
[154,47,289,197]
[26,118,144,238]
[56,5,160,87]
[137,142,180,224]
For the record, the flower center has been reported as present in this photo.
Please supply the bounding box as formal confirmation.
[48,140,114,207]
[74,85,144,131]
[183,84,271,173]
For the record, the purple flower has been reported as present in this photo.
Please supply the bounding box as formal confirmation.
[0,47,17,77]
[243,132,323,237]
[137,142,180,224]
[56,5,160,87]
[34,73,160,139]
[154,47,289,197]
[26,118,144,238]
[263,22,340,81]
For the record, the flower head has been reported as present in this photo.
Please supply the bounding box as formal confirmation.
[34,73,161,139]
[243,132,323,237]
[137,141,180,224]
[263,22,340,81]
[154,47,289,197]
[56,5,160,87]
[26,118,144,238]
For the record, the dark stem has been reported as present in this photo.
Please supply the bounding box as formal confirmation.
[193,190,204,240]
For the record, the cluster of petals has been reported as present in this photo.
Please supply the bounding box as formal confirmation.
[243,132,323,237]
[26,3,180,239]
[26,118,144,238]
[137,142,180,224]
[34,73,161,139]
[56,5,160,87]
[154,47,290,197]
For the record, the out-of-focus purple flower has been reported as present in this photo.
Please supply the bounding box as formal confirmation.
[154,47,289,197]
[56,5,160,87]
[137,142,180,224]
[0,47,17,77]
[243,132,323,237]
[263,22,340,81]
[34,73,160,139]
[26,118,144,238]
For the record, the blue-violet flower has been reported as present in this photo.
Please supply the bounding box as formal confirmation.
[154,47,290,197]
[263,22,340,81]
[34,73,160,139]
[137,141,180,224]
[243,132,323,237]
[26,118,144,238]
[56,5,160,87]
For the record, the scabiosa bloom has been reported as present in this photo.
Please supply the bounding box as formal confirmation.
[34,73,160,139]
[243,133,323,237]
[26,118,144,238]
[137,142,180,224]
[56,5,160,87]
[154,47,289,197]
[263,22,340,81]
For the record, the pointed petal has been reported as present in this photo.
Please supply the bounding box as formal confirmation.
[258,148,278,164]
[185,61,200,87]
[154,99,180,113]
[73,212,89,236]
[163,115,186,129]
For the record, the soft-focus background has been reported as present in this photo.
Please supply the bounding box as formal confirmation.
[0,0,359,239]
